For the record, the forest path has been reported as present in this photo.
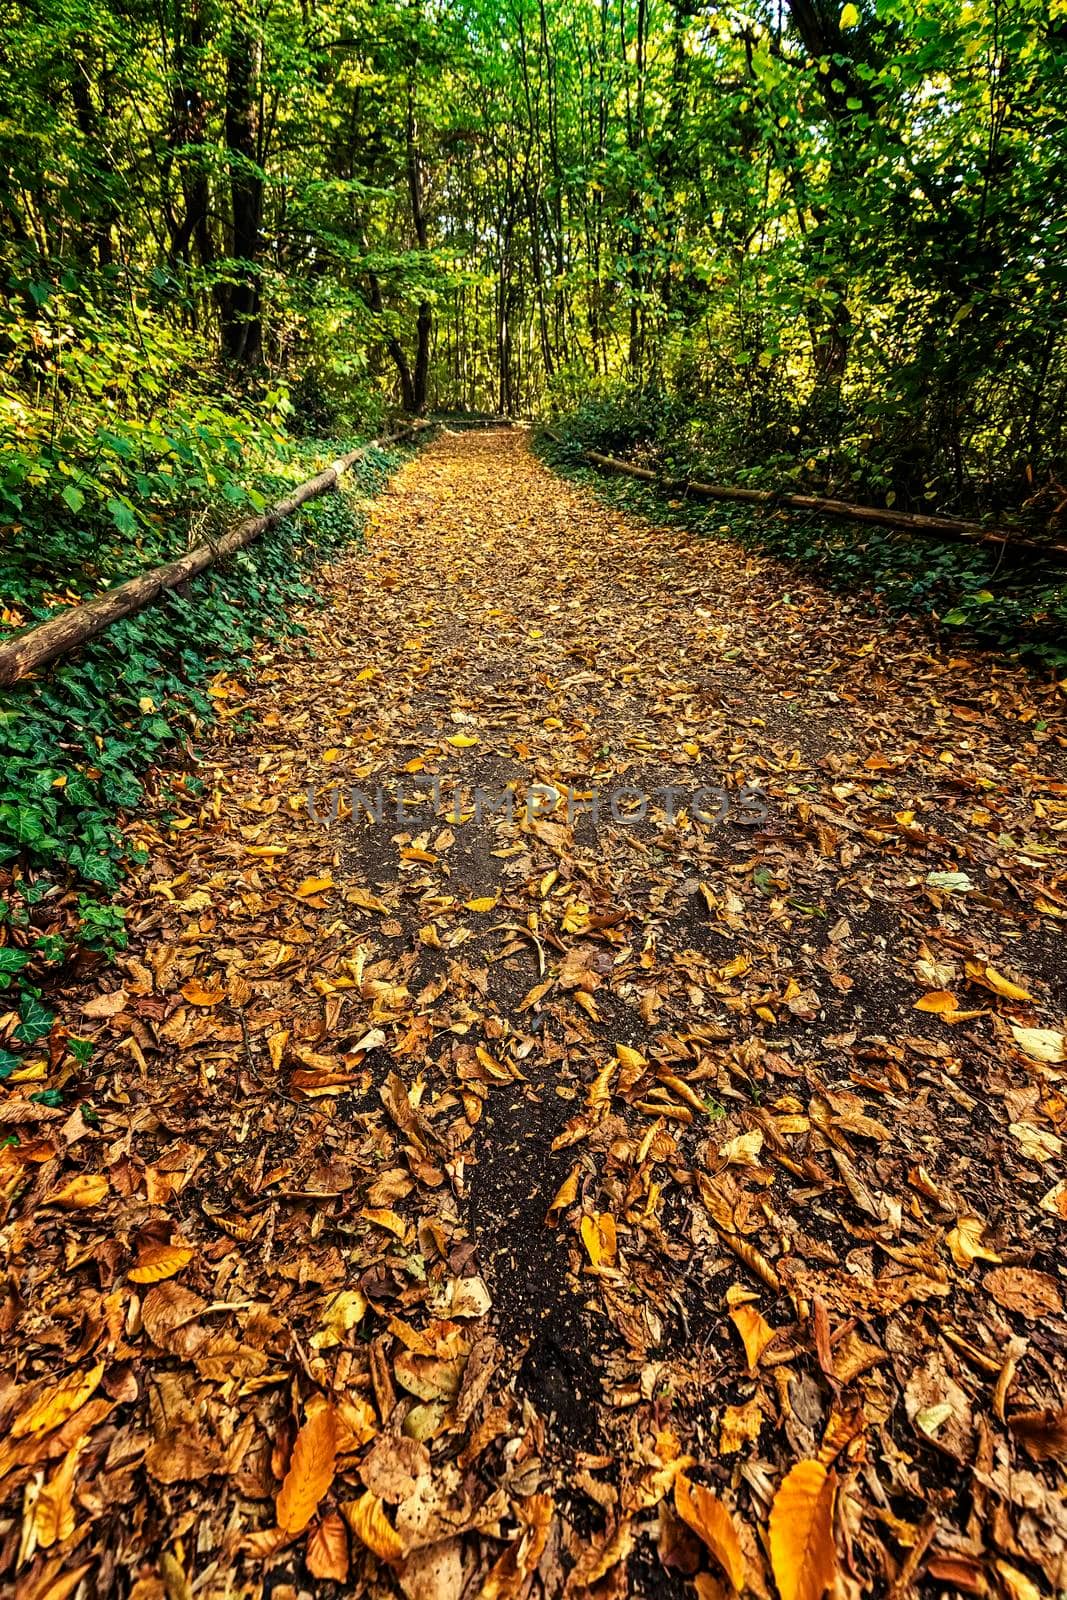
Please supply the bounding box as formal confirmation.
[8,428,1067,1597]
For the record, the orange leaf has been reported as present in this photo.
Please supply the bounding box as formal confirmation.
[129,1243,196,1284]
[914,990,958,1014]
[729,1302,777,1371]
[769,1459,837,1600]
[306,1510,349,1581]
[674,1473,746,1591]
[276,1405,338,1533]
[341,1492,405,1561]
[295,875,335,899]
[181,978,226,1007]
[547,1164,580,1219]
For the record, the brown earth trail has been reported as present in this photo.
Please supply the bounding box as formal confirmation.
[3,428,1066,1599]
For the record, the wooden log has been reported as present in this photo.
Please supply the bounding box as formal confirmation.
[0,422,432,689]
[580,447,1067,566]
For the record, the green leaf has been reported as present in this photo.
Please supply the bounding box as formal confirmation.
[61,485,86,514]
[14,992,55,1044]
[107,498,138,536]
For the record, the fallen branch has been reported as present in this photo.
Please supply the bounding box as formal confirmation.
[0,422,433,688]
[579,447,1067,567]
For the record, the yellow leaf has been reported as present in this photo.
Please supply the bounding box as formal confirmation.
[445,734,478,747]
[946,1214,1002,1268]
[312,1289,369,1350]
[465,896,498,912]
[129,1243,196,1284]
[1009,1025,1065,1064]
[573,990,600,1021]
[674,1474,746,1591]
[342,1492,405,1561]
[729,1302,777,1371]
[720,1130,765,1167]
[586,1061,615,1114]
[720,1398,764,1455]
[34,1442,84,1549]
[360,1207,410,1239]
[12,1362,104,1439]
[965,961,1031,1001]
[615,1043,647,1091]
[580,1212,617,1269]
[49,1173,109,1210]
[769,1459,837,1600]
[296,875,335,899]
[547,1164,580,1217]
[839,3,860,26]
[276,1405,338,1534]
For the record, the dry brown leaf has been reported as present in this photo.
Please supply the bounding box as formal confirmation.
[305,1510,349,1581]
[984,1266,1062,1319]
[1007,1405,1067,1461]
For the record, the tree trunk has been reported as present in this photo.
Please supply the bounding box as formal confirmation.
[406,72,432,413]
[221,20,263,366]
[0,426,429,688]
[578,448,1067,565]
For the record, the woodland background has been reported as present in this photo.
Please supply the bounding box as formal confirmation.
[1,0,1066,1052]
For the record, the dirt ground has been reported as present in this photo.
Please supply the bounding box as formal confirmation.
[2,427,1065,1600]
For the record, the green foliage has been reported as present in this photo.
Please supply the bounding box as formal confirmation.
[0,437,404,1065]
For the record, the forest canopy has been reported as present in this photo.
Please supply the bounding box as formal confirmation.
[3,0,1066,522]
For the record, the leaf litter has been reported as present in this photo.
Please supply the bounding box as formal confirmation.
[1,428,1066,1598]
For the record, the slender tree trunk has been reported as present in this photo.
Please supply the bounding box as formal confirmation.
[221,20,263,366]
[406,74,432,413]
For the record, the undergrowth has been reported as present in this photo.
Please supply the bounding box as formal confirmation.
[541,408,1067,674]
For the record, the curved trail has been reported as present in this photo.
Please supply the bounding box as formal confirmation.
[4,429,1066,1597]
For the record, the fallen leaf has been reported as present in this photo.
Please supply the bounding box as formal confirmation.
[946,1214,1002,1268]
[674,1474,746,1591]
[128,1243,196,1283]
[306,1510,349,1581]
[768,1459,837,1600]
[581,1212,617,1268]
[914,990,958,1014]
[180,978,226,1006]
[984,1267,1062,1319]
[47,1172,109,1209]
[1009,1025,1065,1064]
[341,1491,405,1561]
[12,1362,105,1439]
[276,1404,338,1533]
[729,1302,777,1371]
